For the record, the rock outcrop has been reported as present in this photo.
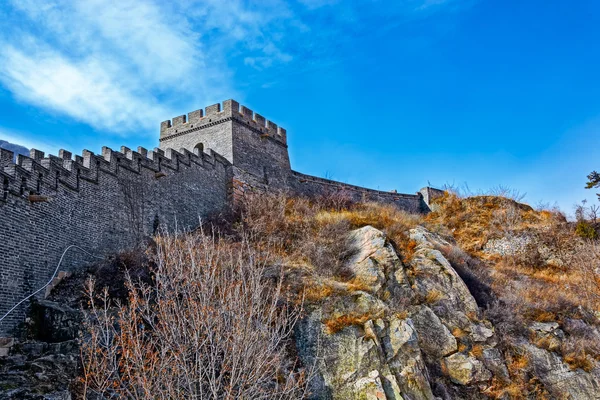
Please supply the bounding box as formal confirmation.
[295,225,600,399]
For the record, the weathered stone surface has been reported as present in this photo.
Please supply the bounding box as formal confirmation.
[353,370,389,400]
[442,352,492,385]
[483,235,532,256]
[521,343,600,399]
[345,226,399,292]
[481,348,509,381]
[409,244,479,318]
[0,339,79,399]
[409,226,452,249]
[410,306,457,359]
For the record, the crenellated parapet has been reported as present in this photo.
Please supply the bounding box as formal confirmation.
[159,99,287,146]
[0,141,234,335]
[0,144,231,203]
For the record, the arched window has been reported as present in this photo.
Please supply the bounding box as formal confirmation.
[194,143,204,155]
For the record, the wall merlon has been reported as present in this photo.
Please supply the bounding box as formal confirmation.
[102,147,113,162]
[165,147,184,162]
[82,150,97,170]
[160,120,172,138]
[0,148,14,167]
[63,159,74,172]
[120,146,133,159]
[188,109,204,123]
[278,127,287,143]
[17,154,37,173]
[205,103,221,116]
[137,147,149,158]
[254,114,266,127]
[267,120,278,135]
[59,149,72,160]
[172,115,187,126]
[223,99,240,114]
[30,149,45,161]
[241,105,253,118]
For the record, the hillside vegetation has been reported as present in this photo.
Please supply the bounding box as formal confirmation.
[3,190,600,399]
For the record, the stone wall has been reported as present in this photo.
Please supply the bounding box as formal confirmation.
[0,98,442,336]
[288,171,429,212]
[0,146,232,335]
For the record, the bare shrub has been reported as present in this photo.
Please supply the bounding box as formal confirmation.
[81,232,309,399]
[568,240,600,311]
[315,189,357,211]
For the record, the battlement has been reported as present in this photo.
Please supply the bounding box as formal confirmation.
[0,143,230,204]
[160,99,287,145]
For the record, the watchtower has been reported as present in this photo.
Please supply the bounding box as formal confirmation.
[159,99,290,187]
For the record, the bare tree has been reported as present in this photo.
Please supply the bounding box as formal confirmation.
[81,231,310,399]
[589,204,599,224]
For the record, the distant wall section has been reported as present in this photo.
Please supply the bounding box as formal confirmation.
[287,171,428,212]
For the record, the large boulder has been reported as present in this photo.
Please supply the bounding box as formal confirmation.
[345,226,405,294]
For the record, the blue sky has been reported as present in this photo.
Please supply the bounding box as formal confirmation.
[0,0,598,215]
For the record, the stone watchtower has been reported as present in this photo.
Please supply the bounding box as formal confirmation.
[159,99,290,188]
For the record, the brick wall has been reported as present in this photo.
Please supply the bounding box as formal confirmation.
[0,146,231,335]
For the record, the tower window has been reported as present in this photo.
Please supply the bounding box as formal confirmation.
[194,143,204,155]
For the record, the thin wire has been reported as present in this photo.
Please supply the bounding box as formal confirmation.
[0,244,104,324]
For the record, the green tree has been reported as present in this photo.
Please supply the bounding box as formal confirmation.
[586,171,600,201]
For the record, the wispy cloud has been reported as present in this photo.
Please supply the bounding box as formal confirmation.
[0,0,470,135]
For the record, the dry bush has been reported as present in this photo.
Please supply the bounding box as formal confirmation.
[238,193,423,280]
[424,289,444,305]
[315,202,423,262]
[238,192,352,278]
[80,232,309,399]
[568,240,600,310]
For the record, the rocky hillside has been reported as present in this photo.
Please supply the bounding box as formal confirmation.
[2,192,600,399]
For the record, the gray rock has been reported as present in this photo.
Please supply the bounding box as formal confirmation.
[410,306,457,359]
[521,343,600,399]
[482,348,509,381]
[345,226,394,292]
[442,352,492,385]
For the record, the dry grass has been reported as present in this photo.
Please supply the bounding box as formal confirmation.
[451,327,468,339]
[424,289,444,304]
[323,313,377,335]
[563,350,594,372]
[470,344,484,359]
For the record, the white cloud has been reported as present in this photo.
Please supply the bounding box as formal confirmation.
[0,0,471,135]
[1,0,235,134]
[0,39,167,132]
